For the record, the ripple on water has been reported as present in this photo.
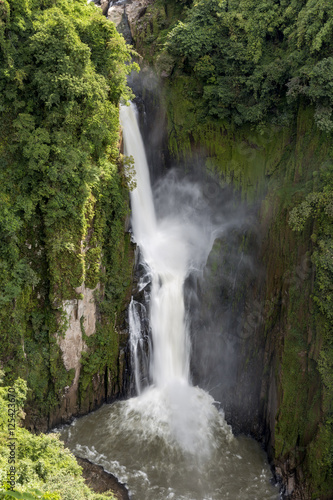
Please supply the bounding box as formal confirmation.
[60,384,279,500]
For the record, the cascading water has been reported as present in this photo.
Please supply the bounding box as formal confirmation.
[122,102,225,457]
[60,102,279,500]
[123,102,191,390]
[128,297,145,395]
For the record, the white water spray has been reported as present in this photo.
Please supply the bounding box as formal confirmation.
[128,297,145,395]
[120,102,228,455]
[121,103,192,388]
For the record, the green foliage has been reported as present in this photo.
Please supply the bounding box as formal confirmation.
[0,375,115,499]
[0,488,60,499]
[276,152,333,495]
[0,0,136,416]
[160,0,333,136]
[119,154,137,191]
[289,161,333,324]
[77,159,134,406]
[0,0,135,301]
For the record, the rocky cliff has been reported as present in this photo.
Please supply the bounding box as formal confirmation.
[122,1,333,497]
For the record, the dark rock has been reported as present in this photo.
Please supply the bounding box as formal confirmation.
[100,0,109,16]
[76,456,130,500]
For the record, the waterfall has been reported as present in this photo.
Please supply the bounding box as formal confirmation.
[59,102,279,500]
[128,297,145,395]
[121,102,191,390]
[120,101,226,455]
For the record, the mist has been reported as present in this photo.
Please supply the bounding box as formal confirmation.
[151,165,260,415]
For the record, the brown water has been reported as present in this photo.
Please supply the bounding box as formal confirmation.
[59,386,279,500]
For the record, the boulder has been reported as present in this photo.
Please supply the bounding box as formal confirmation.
[100,0,109,16]
[126,0,151,38]
[108,2,124,28]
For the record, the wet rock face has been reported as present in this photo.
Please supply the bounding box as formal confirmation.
[76,457,130,500]
[107,0,133,44]
[107,0,152,44]
[107,1,125,30]
[91,0,109,16]
[58,284,99,401]
[100,0,109,15]
[187,213,267,439]
[125,0,151,35]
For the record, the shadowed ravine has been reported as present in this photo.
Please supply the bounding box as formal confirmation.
[60,103,279,499]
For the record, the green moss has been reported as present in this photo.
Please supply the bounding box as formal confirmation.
[76,164,134,406]
[79,323,119,401]
[130,0,184,64]
[255,111,333,494]
[307,420,333,498]
[162,65,333,493]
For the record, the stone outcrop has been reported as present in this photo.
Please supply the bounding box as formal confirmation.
[107,0,151,44]
[125,0,150,34]
[76,457,130,500]
[91,0,109,16]
[56,283,99,419]
[100,0,109,16]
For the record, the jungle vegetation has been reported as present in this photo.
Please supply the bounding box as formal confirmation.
[0,0,136,496]
[0,0,136,433]
[0,373,115,499]
[0,0,333,497]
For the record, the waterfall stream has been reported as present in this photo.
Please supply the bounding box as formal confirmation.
[123,102,190,390]
[60,103,279,500]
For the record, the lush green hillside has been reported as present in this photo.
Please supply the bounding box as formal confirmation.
[137,0,333,130]
[0,0,136,425]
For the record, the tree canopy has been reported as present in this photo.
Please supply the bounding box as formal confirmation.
[0,0,136,308]
[0,0,137,410]
[166,0,333,130]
